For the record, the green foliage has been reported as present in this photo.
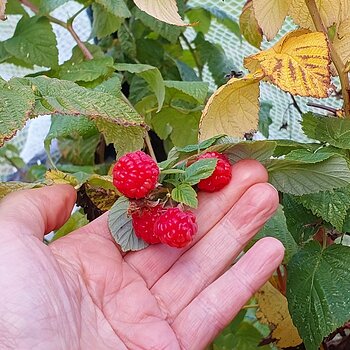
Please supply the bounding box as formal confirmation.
[287,242,350,350]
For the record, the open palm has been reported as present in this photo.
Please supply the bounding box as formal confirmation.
[0,160,284,350]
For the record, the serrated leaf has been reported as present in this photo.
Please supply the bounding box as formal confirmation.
[199,72,262,141]
[0,85,35,146]
[59,56,115,83]
[252,0,289,40]
[298,187,350,231]
[255,205,298,263]
[239,0,263,49]
[164,80,208,103]
[92,3,123,39]
[183,158,217,185]
[267,156,350,195]
[133,7,182,43]
[171,183,198,208]
[85,183,119,212]
[287,242,350,350]
[96,0,131,18]
[332,18,350,67]
[5,0,25,15]
[288,0,340,30]
[108,196,148,252]
[256,282,302,348]
[40,0,69,13]
[133,0,188,26]
[284,149,336,163]
[283,194,319,245]
[52,210,88,242]
[0,181,43,200]
[244,30,330,98]
[115,63,165,112]
[302,112,350,149]
[4,15,58,68]
[186,7,211,34]
[175,135,226,154]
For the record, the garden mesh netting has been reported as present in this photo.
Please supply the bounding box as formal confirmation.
[0,0,342,179]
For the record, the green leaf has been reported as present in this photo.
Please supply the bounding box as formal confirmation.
[118,23,137,59]
[258,102,273,138]
[186,7,211,34]
[92,3,123,39]
[5,15,58,68]
[59,56,115,82]
[115,63,165,111]
[5,0,26,15]
[283,194,319,246]
[40,0,69,13]
[95,0,131,18]
[298,187,350,231]
[184,158,217,185]
[0,84,35,147]
[164,80,208,103]
[175,59,200,81]
[273,140,320,157]
[287,242,350,350]
[94,74,122,96]
[172,183,198,208]
[255,205,298,263]
[52,210,88,242]
[108,196,149,252]
[175,134,226,154]
[133,7,183,43]
[194,32,235,86]
[302,112,350,149]
[44,114,98,158]
[267,157,350,195]
[284,149,336,163]
[95,119,145,156]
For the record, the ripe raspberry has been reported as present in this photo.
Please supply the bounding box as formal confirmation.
[113,151,159,199]
[155,208,198,248]
[197,152,231,192]
[132,205,164,244]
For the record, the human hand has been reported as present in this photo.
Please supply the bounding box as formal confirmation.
[0,160,284,350]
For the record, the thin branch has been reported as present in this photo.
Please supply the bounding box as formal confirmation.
[180,33,203,80]
[305,0,350,118]
[144,133,157,161]
[290,94,303,116]
[307,102,338,115]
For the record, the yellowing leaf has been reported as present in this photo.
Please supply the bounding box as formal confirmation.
[45,169,79,187]
[333,18,350,66]
[239,0,263,49]
[133,0,188,26]
[288,0,340,30]
[252,0,289,40]
[199,71,263,141]
[0,181,44,200]
[0,0,7,20]
[244,29,331,98]
[256,282,302,348]
[340,0,350,21]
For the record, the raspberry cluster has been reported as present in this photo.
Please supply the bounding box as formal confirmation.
[112,150,231,248]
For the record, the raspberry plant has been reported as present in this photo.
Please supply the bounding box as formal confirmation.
[1,0,350,349]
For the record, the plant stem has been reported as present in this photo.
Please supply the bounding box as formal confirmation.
[290,94,303,116]
[19,0,93,60]
[145,133,157,161]
[305,0,350,118]
[180,33,203,80]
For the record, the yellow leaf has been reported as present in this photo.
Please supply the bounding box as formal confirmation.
[0,181,44,200]
[288,0,340,30]
[340,0,350,22]
[199,71,263,141]
[239,0,263,49]
[252,0,289,40]
[256,282,302,348]
[333,18,350,66]
[244,29,331,98]
[45,169,79,187]
[133,0,189,26]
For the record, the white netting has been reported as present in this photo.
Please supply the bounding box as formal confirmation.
[0,0,342,180]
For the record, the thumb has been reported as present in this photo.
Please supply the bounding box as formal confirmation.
[0,185,76,240]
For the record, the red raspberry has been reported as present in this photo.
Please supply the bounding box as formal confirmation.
[197,152,231,192]
[113,151,159,199]
[132,205,164,244]
[155,208,198,248]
